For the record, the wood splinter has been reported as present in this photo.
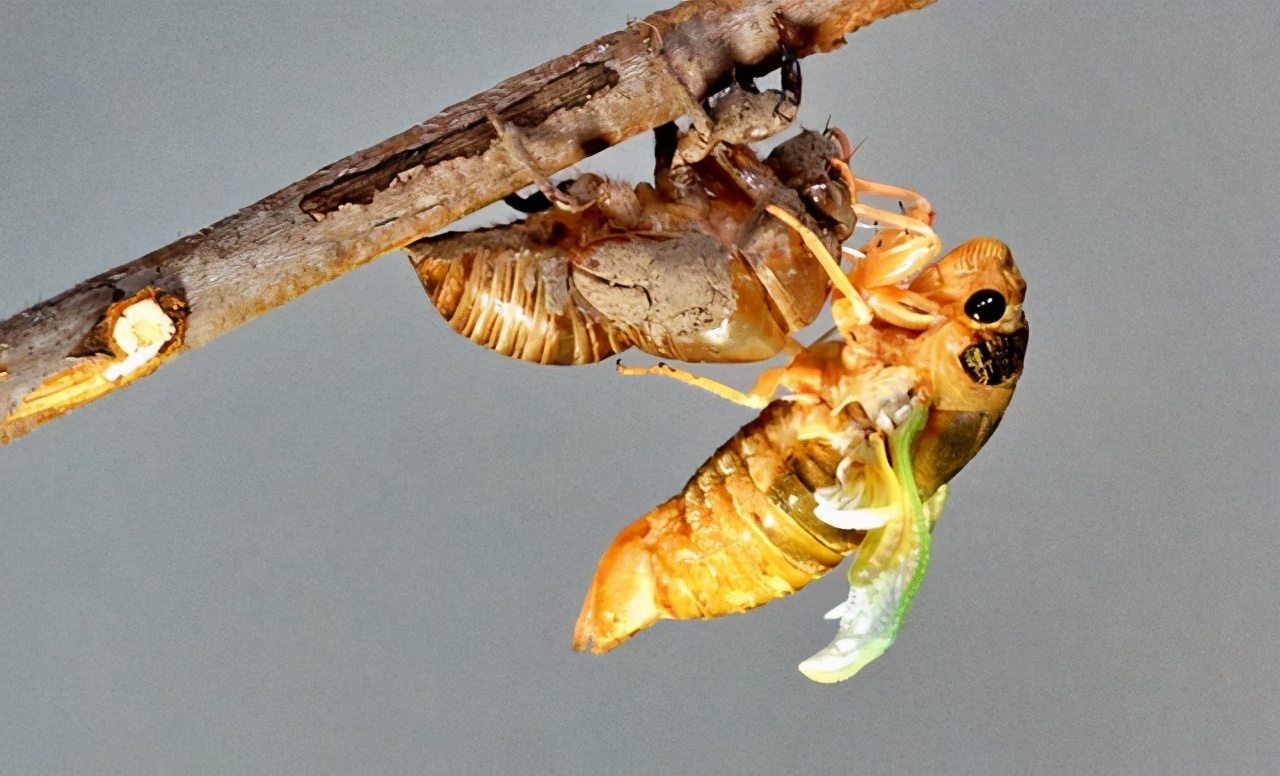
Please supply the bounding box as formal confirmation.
[3,289,187,439]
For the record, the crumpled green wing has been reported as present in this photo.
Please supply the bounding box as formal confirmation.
[798,403,947,683]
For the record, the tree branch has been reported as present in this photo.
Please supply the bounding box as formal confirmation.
[0,0,934,444]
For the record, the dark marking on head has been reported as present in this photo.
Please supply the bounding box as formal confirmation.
[300,63,620,217]
[960,325,1029,386]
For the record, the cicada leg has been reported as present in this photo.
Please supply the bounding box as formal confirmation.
[775,22,802,121]
[826,158,934,227]
[763,204,874,328]
[826,126,857,162]
[825,159,945,331]
[854,228,946,331]
[614,360,792,410]
[672,29,802,167]
[851,178,935,228]
[654,122,704,203]
[864,286,943,331]
[828,159,942,290]
[486,109,595,213]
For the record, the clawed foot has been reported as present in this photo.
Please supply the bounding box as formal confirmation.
[488,110,595,213]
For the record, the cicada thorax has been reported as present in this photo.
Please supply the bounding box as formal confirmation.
[833,235,1029,497]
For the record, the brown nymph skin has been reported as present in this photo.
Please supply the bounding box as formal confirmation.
[406,124,852,365]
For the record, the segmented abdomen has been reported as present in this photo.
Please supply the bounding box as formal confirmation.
[573,398,873,653]
[407,229,625,365]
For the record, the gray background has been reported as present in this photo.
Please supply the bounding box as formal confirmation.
[1,1,1276,773]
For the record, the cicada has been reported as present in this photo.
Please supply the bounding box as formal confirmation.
[572,225,1028,681]
[408,68,1027,679]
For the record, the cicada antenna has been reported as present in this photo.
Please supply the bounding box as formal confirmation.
[825,125,852,160]
[849,135,868,159]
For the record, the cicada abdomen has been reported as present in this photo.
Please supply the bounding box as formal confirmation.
[573,352,921,654]
[410,224,627,365]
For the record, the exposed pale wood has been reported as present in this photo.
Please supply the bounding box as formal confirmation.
[0,0,934,444]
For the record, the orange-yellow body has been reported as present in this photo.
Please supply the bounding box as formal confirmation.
[573,345,885,652]
[572,234,1028,654]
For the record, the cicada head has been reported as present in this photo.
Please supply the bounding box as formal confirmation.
[764,129,856,240]
[904,237,1029,495]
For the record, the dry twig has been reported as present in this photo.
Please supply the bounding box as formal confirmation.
[0,0,933,444]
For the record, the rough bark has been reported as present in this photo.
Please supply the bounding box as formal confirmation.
[0,0,934,444]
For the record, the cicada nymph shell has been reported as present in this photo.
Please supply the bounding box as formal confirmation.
[405,126,851,366]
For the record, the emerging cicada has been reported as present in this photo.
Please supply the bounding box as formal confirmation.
[407,62,1027,679]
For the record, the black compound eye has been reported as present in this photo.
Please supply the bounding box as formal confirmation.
[803,182,832,212]
[964,289,1007,324]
